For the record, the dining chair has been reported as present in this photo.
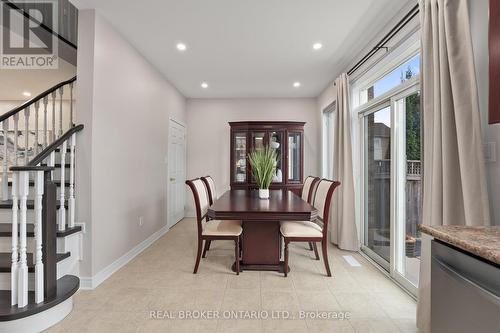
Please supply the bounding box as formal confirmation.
[186,178,242,275]
[200,175,218,257]
[201,175,217,205]
[302,176,320,253]
[280,179,341,277]
[302,176,320,203]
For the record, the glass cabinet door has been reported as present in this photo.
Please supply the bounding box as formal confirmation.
[287,132,302,182]
[233,132,247,183]
[251,132,266,151]
[250,132,266,183]
[270,131,284,183]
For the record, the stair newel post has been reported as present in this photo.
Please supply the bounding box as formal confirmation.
[10,171,18,306]
[69,133,76,228]
[23,107,30,165]
[43,96,48,149]
[58,140,67,231]
[2,120,8,201]
[34,101,39,156]
[69,82,74,128]
[51,91,56,143]
[34,169,45,303]
[17,170,29,307]
[58,87,63,137]
[13,113,18,166]
[42,168,57,299]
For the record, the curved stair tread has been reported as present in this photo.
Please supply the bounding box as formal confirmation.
[0,252,70,273]
[0,275,79,321]
[0,224,81,238]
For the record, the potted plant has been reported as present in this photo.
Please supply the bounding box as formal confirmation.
[248,145,277,199]
[405,235,416,257]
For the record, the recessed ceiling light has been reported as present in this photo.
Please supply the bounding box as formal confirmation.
[201,82,209,89]
[22,91,31,97]
[293,82,301,88]
[176,43,187,51]
[313,42,323,50]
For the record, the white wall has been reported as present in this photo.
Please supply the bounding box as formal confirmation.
[469,0,500,226]
[76,10,186,279]
[185,98,319,215]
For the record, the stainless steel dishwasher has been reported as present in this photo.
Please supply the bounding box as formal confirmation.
[431,240,500,333]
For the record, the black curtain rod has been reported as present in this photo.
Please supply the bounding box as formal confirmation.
[347,4,420,76]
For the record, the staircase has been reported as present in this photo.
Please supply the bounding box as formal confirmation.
[0,77,84,332]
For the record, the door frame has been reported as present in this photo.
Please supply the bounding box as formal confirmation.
[390,84,420,295]
[167,117,187,229]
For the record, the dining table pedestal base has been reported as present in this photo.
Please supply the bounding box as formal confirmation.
[231,220,290,273]
[231,261,290,273]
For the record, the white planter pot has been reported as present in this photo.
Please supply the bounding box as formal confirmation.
[258,189,270,199]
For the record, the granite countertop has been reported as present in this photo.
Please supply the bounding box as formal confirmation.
[419,225,500,265]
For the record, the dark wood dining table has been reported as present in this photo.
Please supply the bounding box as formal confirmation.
[207,189,317,273]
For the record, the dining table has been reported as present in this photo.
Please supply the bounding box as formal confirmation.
[207,189,318,273]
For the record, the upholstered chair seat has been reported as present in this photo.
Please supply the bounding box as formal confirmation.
[280,221,322,238]
[203,220,242,236]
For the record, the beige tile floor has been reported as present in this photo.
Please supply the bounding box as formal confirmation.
[44,218,421,333]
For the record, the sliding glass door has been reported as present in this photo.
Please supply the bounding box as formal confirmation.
[364,105,392,269]
[394,90,421,289]
[360,80,421,295]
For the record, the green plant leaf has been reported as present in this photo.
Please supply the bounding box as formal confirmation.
[248,145,277,189]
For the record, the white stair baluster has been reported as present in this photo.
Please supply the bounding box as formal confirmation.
[17,170,29,307]
[34,170,44,303]
[43,96,48,148]
[58,140,67,231]
[58,87,63,136]
[51,91,56,142]
[69,82,74,128]
[69,133,75,228]
[10,172,18,306]
[23,107,30,165]
[2,120,8,201]
[13,114,18,166]
[34,101,39,155]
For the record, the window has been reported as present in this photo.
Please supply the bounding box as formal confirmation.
[322,102,336,178]
[359,54,421,105]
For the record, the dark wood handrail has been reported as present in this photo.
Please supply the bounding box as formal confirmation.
[24,124,83,167]
[0,76,76,123]
[10,165,54,172]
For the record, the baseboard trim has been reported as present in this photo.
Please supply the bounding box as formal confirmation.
[79,224,170,290]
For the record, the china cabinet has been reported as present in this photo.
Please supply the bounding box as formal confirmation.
[229,121,305,195]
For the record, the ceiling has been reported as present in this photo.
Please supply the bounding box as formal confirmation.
[72,0,412,98]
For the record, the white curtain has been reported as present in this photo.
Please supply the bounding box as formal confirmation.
[417,0,490,331]
[330,74,359,251]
